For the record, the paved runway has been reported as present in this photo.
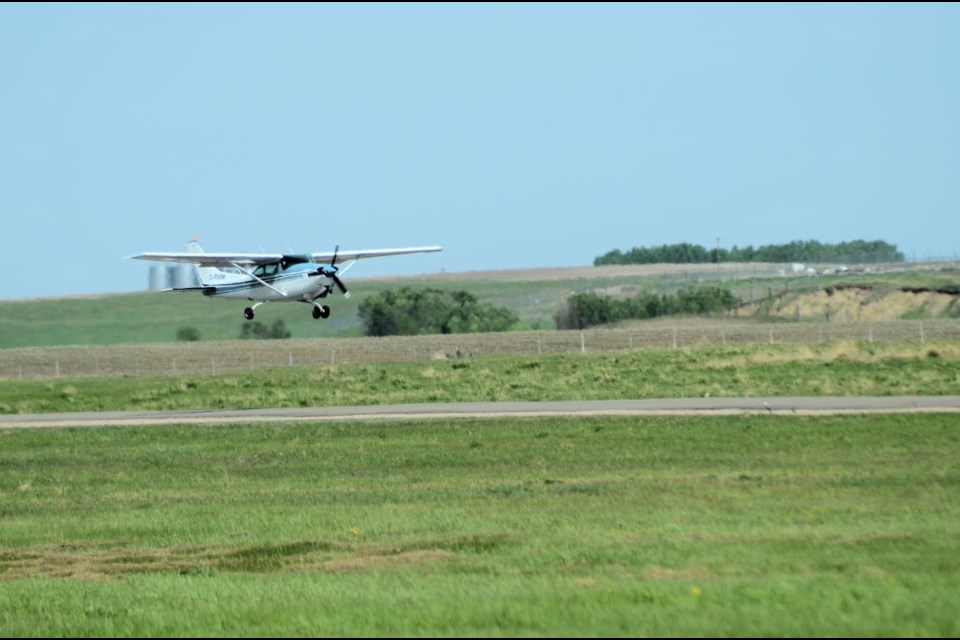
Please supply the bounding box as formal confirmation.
[2,396,959,428]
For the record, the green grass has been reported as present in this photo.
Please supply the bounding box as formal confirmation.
[1,414,958,636]
[2,341,958,415]
[3,266,957,348]
[0,275,644,348]
[2,327,958,635]
[729,267,960,302]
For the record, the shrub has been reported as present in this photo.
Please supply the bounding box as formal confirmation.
[176,327,201,341]
[555,286,741,329]
[239,319,291,340]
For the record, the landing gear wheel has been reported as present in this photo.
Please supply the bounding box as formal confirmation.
[312,305,331,320]
[244,307,255,320]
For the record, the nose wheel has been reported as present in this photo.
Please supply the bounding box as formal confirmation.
[312,304,331,320]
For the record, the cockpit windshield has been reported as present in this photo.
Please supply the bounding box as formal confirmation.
[279,254,311,270]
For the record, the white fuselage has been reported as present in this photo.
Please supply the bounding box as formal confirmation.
[199,261,333,303]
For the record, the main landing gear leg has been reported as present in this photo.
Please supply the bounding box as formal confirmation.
[244,302,264,320]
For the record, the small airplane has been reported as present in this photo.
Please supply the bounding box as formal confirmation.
[129,239,442,320]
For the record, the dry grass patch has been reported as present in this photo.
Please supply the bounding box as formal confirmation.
[0,542,206,580]
[772,288,958,322]
[711,341,960,371]
[0,534,510,580]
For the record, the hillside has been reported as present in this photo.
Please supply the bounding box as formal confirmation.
[0,262,957,349]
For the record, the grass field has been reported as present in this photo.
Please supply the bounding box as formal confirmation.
[2,263,957,348]
[2,334,958,635]
[2,341,959,415]
[1,414,958,636]
[0,273,663,347]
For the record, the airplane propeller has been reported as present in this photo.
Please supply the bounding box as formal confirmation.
[317,244,351,298]
[330,273,349,296]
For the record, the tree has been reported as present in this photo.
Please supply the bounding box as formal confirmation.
[358,287,518,337]
[596,239,904,265]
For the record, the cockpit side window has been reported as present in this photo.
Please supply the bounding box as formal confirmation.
[253,262,279,277]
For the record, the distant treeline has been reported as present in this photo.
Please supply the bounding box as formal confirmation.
[594,240,904,266]
[555,286,740,330]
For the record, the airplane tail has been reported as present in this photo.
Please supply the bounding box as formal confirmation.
[187,239,221,287]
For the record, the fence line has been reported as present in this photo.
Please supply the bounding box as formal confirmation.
[1,320,958,380]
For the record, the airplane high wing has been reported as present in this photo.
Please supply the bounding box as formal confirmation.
[129,241,442,320]
[133,247,442,267]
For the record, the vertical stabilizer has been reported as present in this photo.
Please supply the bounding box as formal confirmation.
[187,239,219,287]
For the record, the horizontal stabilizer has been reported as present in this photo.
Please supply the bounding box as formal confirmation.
[166,286,217,295]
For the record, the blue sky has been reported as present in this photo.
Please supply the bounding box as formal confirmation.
[2,3,958,299]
